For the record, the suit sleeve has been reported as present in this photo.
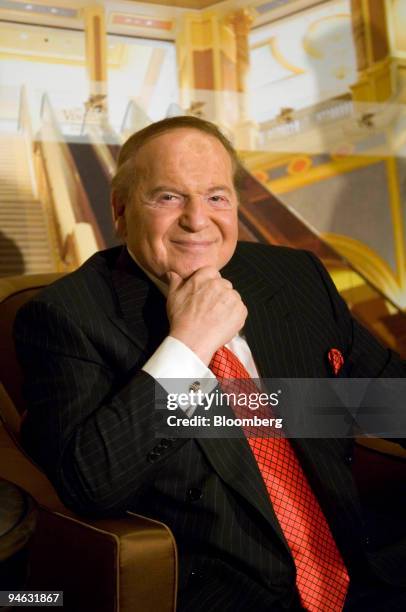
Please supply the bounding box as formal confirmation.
[14,299,186,516]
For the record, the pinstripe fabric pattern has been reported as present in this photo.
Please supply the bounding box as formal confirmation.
[13,243,406,611]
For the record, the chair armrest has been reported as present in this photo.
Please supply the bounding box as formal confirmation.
[355,436,406,458]
[28,508,178,612]
[0,423,64,512]
[0,425,177,612]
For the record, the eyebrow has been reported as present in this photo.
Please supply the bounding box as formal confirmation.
[207,185,233,195]
[146,185,233,197]
[146,186,182,198]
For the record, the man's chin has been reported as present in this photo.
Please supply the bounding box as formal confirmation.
[169,259,218,281]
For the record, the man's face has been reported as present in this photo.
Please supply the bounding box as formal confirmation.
[116,128,239,281]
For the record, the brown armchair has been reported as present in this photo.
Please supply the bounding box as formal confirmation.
[0,274,177,612]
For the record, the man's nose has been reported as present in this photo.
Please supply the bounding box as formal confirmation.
[178,196,210,232]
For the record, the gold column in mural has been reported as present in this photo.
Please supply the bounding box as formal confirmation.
[83,4,108,116]
[386,0,406,102]
[347,0,406,309]
[176,11,239,129]
[350,0,393,101]
[227,9,257,149]
[380,0,406,305]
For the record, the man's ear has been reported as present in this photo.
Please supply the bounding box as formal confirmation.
[111,192,127,239]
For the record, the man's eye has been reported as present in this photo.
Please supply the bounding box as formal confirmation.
[209,195,231,208]
[161,194,178,201]
[155,194,181,206]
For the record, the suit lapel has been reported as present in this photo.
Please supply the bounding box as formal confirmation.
[222,247,292,378]
[108,248,169,359]
[196,434,293,556]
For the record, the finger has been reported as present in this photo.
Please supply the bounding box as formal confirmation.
[168,271,184,293]
[186,266,221,287]
[221,279,233,290]
[206,277,235,291]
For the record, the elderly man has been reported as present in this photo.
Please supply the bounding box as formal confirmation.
[14,116,406,611]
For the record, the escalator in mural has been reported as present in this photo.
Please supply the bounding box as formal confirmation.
[67,135,121,250]
[0,89,57,277]
[0,131,56,277]
[238,164,406,358]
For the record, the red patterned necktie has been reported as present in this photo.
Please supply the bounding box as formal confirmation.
[210,346,349,612]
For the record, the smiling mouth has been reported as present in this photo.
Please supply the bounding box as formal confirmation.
[171,240,216,250]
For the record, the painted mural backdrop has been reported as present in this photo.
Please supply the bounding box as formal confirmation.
[0,0,405,354]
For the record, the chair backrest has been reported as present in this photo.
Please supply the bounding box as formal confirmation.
[0,273,65,431]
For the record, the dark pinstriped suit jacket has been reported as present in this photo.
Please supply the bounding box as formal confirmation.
[14,242,406,611]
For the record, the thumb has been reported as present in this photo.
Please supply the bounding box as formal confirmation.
[167,270,183,293]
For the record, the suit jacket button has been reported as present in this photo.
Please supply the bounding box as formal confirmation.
[159,438,173,449]
[190,569,204,580]
[147,451,160,463]
[365,535,370,547]
[187,488,203,502]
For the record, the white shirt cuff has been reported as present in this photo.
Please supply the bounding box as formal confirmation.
[142,336,217,415]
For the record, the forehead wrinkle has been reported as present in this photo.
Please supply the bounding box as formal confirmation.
[133,129,235,196]
[140,161,232,194]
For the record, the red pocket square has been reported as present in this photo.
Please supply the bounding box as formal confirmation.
[327,348,344,376]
